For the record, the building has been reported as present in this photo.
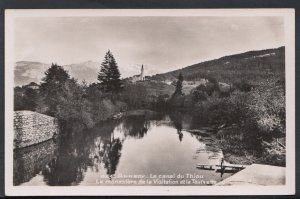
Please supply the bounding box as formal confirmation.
[25,82,40,90]
[129,65,145,83]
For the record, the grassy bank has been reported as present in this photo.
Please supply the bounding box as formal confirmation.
[187,125,286,166]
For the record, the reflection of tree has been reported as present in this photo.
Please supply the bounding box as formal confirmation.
[29,114,171,185]
[42,133,93,185]
[169,112,183,142]
[119,116,150,139]
[13,139,57,185]
[102,137,122,178]
[178,131,183,142]
[42,151,88,185]
[41,119,127,185]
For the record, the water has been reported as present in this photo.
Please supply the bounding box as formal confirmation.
[14,112,232,186]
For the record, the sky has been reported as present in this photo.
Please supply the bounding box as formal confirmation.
[14,16,284,77]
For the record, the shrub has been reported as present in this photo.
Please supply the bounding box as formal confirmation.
[233,79,253,92]
[56,79,95,129]
[192,89,207,102]
[121,83,148,109]
[247,78,285,138]
[14,87,39,111]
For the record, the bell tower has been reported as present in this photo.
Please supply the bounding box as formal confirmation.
[141,64,144,81]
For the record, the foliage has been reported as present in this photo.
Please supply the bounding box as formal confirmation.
[55,79,95,129]
[167,73,185,108]
[98,50,122,92]
[85,83,125,122]
[121,83,148,109]
[173,73,183,96]
[191,91,248,126]
[40,63,71,116]
[247,78,285,137]
[14,87,39,111]
[233,79,253,92]
[154,94,170,110]
[192,90,207,102]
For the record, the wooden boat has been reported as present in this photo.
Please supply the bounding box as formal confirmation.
[197,163,247,173]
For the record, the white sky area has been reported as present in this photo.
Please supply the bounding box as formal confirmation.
[14,16,284,77]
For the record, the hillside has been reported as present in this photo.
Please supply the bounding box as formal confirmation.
[149,47,285,85]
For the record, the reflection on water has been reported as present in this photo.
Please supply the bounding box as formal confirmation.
[14,112,231,186]
[14,139,58,185]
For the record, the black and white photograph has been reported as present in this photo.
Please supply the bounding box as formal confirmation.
[5,9,295,196]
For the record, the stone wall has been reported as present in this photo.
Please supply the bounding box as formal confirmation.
[14,111,59,148]
[13,139,58,185]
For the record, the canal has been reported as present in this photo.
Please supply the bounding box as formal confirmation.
[14,112,232,186]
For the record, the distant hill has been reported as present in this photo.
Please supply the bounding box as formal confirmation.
[14,61,100,86]
[15,61,50,86]
[149,46,285,85]
[63,61,99,84]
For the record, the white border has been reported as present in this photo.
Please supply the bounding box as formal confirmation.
[5,9,295,196]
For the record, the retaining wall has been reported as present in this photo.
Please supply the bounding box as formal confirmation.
[14,110,59,148]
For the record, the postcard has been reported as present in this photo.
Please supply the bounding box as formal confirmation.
[5,9,295,196]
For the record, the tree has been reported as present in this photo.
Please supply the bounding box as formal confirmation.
[22,88,38,111]
[98,50,122,92]
[247,78,285,138]
[56,78,95,129]
[167,73,184,108]
[122,83,148,109]
[40,63,70,116]
[173,72,183,96]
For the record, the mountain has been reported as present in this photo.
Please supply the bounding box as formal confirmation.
[14,61,101,86]
[63,61,99,84]
[149,46,285,84]
[15,61,50,86]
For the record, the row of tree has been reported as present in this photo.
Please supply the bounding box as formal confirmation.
[15,50,166,130]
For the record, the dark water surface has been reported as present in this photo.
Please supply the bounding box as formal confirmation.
[14,113,231,186]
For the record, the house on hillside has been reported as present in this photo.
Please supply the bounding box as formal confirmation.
[129,65,145,83]
[25,82,40,90]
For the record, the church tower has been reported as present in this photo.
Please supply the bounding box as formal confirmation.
[140,64,144,81]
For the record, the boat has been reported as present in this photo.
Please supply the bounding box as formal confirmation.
[197,162,247,173]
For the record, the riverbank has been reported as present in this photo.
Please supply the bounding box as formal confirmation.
[186,125,286,166]
[215,164,285,186]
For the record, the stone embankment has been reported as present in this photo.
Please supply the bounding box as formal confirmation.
[14,111,59,149]
[215,164,285,185]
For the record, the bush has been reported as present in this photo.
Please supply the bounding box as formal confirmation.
[233,79,253,92]
[56,79,95,129]
[121,83,148,109]
[247,78,285,138]
[192,91,248,127]
[14,87,39,111]
[192,89,207,102]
